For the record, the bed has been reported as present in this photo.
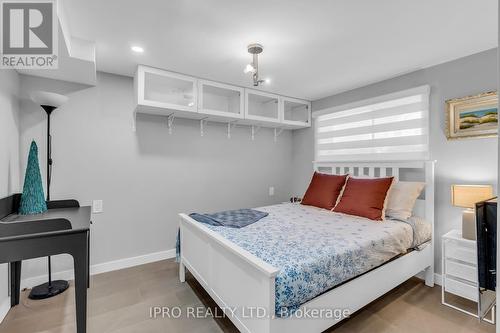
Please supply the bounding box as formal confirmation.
[178,161,435,333]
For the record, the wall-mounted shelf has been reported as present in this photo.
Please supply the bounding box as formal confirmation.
[133,65,311,134]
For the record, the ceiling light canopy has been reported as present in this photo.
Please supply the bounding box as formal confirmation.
[131,46,144,53]
[244,43,268,86]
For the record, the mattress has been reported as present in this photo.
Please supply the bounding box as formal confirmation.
[204,203,430,317]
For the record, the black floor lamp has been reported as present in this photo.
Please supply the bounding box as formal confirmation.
[29,91,70,299]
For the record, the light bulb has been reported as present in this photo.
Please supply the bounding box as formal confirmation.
[264,78,271,84]
[243,63,255,74]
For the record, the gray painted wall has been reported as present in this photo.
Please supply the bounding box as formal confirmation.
[0,69,20,317]
[17,72,294,280]
[292,48,498,274]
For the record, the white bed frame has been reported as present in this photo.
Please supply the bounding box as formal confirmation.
[179,160,435,333]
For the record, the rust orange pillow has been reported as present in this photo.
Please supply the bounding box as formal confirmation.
[333,177,394,220]
[301,172,348,210]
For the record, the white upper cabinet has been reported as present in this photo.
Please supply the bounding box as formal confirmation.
[198,80,244,121]
[244,89,281,125]
[281,97,311,128]
[134,65,311,129]
[135,65,199,117]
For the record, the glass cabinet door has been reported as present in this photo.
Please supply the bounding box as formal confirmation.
[137,65,198,114]
[245,89,280,124]
[199,80,244,119]
[282,97,311,127]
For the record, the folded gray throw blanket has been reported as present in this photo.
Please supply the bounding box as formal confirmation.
[176,209,268,262]
[189,208,268,228]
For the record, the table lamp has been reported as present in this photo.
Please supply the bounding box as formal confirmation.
[29,91,69,299]
[451,184,493,240]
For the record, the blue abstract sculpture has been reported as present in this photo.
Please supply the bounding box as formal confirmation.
[19,141,47,215]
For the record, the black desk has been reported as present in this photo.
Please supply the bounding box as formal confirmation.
[0,194,90,333]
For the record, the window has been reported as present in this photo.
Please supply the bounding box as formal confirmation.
[314,85,430,162]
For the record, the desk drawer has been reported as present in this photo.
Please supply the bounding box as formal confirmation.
[446,241,476,265]
[445,260,477,283]
[445,276,478,302]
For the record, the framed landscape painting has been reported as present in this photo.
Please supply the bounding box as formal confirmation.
[446,91,498,139]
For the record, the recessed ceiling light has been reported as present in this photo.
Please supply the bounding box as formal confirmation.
[131,46,144,53]
[264,78,271,84]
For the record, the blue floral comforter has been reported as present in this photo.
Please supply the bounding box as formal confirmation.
[204,203,419,317]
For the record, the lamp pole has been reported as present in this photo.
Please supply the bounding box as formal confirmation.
[41,105,56,201]
[28,92,69,300]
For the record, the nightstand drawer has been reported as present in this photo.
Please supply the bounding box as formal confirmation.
[446,241,477,265]
[445,260,477,283]
[445,276,478,302]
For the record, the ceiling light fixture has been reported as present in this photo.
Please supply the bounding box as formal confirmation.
[131,46,144,53]
[244,43,267,86]
[243,63,256,74]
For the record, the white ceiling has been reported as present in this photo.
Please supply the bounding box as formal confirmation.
[64,0,497,100]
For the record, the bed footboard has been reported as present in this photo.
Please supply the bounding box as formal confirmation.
[179,213,279,333]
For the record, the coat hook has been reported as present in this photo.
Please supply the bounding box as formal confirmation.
[200,118,208,137]
[167,113,175,135]
[251,125,261,141]
[227,121,237,139]
[132,111,137,132]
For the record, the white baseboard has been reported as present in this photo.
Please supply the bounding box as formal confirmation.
[0,298,10,324]
[20,248,176,289]
[434,273,442,286]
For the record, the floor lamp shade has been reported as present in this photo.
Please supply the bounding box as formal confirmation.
[30,91,69,109]
[19,141,47,215]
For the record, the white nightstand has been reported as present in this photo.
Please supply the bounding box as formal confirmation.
[441,229,495,323]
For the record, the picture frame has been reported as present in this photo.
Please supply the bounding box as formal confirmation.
[445,91,498,140]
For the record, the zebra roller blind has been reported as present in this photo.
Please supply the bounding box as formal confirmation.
[314,85,430,162]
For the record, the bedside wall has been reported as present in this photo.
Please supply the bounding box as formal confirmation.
[292,48,498,275]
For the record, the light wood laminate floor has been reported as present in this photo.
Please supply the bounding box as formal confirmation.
[0,259,495,333]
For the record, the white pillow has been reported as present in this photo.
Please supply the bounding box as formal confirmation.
[385,181,425,220]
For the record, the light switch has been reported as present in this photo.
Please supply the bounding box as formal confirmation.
[269,186,275,196]
[92,200,103,213]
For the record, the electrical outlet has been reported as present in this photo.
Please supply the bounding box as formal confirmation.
[92,200,103,213]
[269,186,275,196]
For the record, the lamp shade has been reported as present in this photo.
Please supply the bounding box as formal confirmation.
[30,91,68,108]
[451,185,493,208]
